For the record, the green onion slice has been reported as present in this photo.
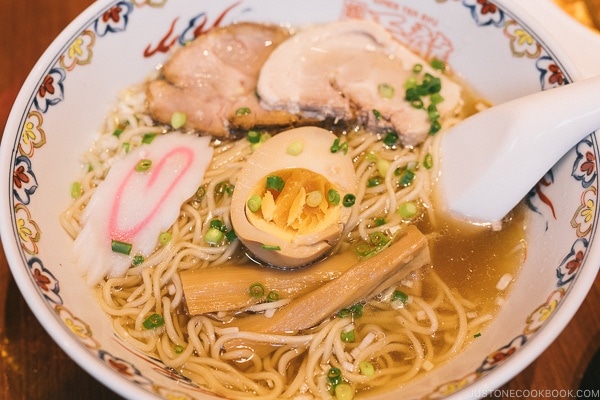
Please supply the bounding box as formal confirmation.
[306,190,323,207]
[392,289,409,303]
[398,201,418,219]
[247,194,262,212]
[142,133,157,144]
[423,153,433,169]
[287,141,304,155]
[132,255,144,266]
[135,158,152,172]
[70,182,82,199]
[142,313,165,330]
[159,231,172,245]
[171,112,187,129]
[327,367,342,386]
[378,82,395,98]
[204,228,224,245]
[266,290,280,302]
[249,282,265,298]
[343,194,356,207]
[359,361,376,376]
[266,175,285,192]
[262,244,281,251]
[341,329,355,343]
[235,107,251,116]
[247,129,261,143]
[327,189,341,205]
[111,239,132,255]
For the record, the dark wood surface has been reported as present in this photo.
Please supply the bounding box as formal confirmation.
[0,1,598,399]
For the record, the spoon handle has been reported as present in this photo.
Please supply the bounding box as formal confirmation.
[439,75,600,223]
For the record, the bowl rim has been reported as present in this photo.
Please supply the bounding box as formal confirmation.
[1,1,599,399]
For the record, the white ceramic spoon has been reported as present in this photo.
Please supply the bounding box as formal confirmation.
[437,74,600,224]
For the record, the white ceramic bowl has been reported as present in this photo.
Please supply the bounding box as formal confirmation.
[2,0,599,399]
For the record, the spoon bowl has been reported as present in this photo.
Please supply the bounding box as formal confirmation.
[438,74,600,224]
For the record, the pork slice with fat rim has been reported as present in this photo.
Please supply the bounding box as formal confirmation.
[147,23,296,137]
[257,19,463,146]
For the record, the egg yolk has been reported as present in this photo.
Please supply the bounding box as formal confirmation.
[247,168,342,236]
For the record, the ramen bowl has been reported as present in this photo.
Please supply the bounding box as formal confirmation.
[1,0,599,399]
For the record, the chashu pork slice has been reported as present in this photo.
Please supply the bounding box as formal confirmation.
[257,19,464,146]
[147,23,296,138]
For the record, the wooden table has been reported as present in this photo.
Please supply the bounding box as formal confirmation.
[0,1,598,399]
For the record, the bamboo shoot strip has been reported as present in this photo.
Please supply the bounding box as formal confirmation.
[180,247,360,314]
[231,225,430,334]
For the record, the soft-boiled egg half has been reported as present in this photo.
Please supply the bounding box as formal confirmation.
[230,126,356,268]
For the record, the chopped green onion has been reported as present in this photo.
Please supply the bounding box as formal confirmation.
[330,138,349,154]
[209,219,223,230]
[174,345,184,354]
[306,190,323,207]
[327,189,341,205]
[412,63,423,73]
[171,111,187,129]
[247,129,261,143]
[70,182,82,199]
[372,109,382,121]
[251,132,271,152]
[135,158,152,172]
[430,92,444,105]
[341,329,355,343]
[398,201,418,219]
[338,303,363,319]
[392,289,409,303]
[249,282,265,298]
[474,332,482,338]
[266,290,280,302]
[404,76,418,89]
[262,244,281,251]
[376,158,390,177]
[142,133,157,144]
[378,82,395,98]
[327,367,342,387]
[266,175,285,192]
[383,131,398,147]
[225,230,237,243]
[410,98,424,109]
[287,141,304,155]
[122,142,130,153]
[247,194,262,212]
[214,181,234,198]
[427,104,440,121]
[334,383,354,400]
[159,231,172,245]
[113,128,124,138]
[429,120,442,135]
[405,87,419,101]
[367,177,382,187]
[343,194,356,207]
[132,255,144,266]
[354,242,374,258]
[195,186,207,200]
[235,107,251,116]
[369,231,387,246]
[359,361,375,376]
[430,58,445,71]
[142,313,165,330]
[111,239,132,255]
[399,170,415,187]
[204,228,224,245]
[374,217,386,226]
[423,153,433,169]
